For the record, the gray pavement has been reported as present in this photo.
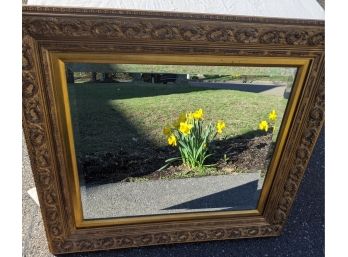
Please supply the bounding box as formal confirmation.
[81,174,264,219]
[22,134,52,257]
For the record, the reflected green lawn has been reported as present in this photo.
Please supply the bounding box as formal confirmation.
[68,82,288,156]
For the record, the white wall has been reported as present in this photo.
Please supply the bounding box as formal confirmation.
[27,0,324,20]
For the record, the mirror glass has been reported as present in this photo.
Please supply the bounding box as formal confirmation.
[65,63,297,219]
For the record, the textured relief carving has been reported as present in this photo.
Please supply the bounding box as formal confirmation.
[28,127,45,146]
[22,15,324,46]
[273,69,324,226]
[22,36,65,246]
[151,25,178,40]
[180,27,205,41]
[22,81,37,98]
[22,71,37,95]
[260,31,284,44]
[235,28,259,43]
[22,44,32,70]
[206,28,231,42]
[286,31,309,45]
[25,104,42,124]
[309,32,325,46]
[38,169,52,187]
[53,225,280,253]
[22,6,324,254]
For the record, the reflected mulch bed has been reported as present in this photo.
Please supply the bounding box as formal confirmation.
[77,132,274,186]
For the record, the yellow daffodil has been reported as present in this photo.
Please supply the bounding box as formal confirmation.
[193,108,204,120]
[163,126,172,136]
[179,122,193,136]
[167,134,177,146]
[268,109,277,122]
[259,120,269,132]
[216,120,226,134]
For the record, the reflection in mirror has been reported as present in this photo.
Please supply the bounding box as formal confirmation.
[65,63,297,219]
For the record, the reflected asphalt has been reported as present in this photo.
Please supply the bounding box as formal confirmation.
[81,173,264,219]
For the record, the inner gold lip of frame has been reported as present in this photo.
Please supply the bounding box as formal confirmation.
[49,52,311,228]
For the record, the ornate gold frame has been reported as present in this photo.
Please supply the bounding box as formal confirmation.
[23,6,324,254]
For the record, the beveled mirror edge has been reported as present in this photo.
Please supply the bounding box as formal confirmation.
[22,6,324,254]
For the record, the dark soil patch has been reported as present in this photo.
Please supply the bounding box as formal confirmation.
[213,131,274,172]
[77,131,275,186]
[77,146,175,186]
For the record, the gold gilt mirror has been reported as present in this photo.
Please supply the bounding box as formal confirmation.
[22,5,324,254]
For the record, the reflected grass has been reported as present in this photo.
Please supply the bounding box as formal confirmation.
[111,84,287,145]
[69,82,288,155]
